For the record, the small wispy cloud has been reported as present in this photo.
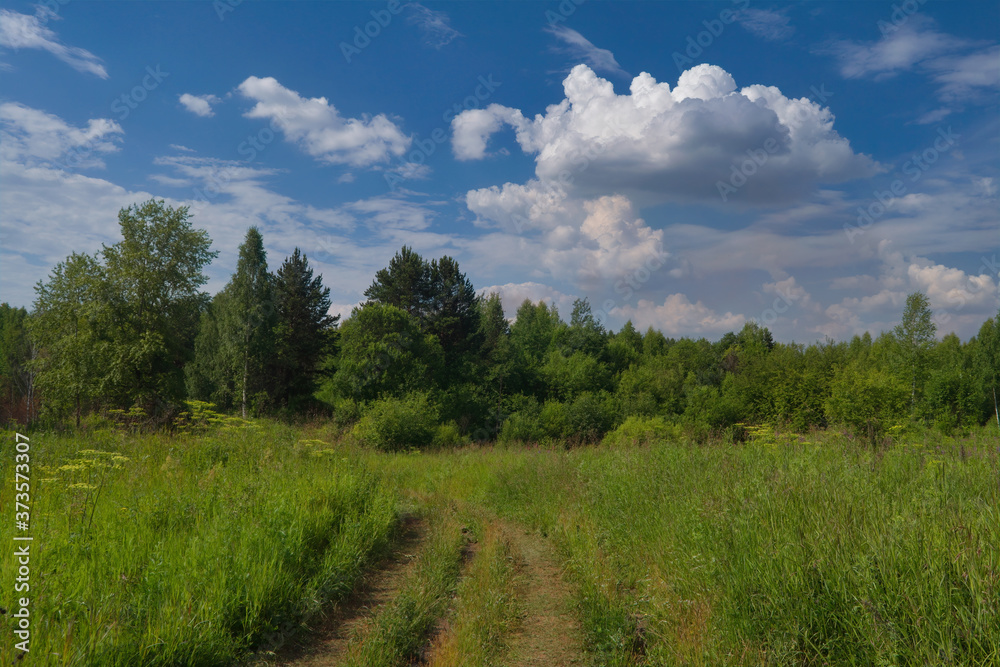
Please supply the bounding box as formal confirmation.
[0,7,108,78]
[406,3,461,50]
[737,8,795,42]
[546,25,627,78]
[179,93,221,117]
[822,16,966,80]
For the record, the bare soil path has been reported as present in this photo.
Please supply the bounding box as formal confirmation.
[272,516,426,667]
[505,525,587,667]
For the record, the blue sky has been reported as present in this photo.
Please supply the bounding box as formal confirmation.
[1,0,997,342]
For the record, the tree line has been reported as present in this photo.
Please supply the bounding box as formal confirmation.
[2,199,999,446]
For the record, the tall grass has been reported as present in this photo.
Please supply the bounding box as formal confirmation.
[0,422,397,666]
[372,428,1000,666]
[339,508,468,667]
[425,522,520,667]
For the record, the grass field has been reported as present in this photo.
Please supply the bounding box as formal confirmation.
[2,422,998,665]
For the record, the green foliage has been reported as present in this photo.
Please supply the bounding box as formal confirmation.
[271,248,338,412]
[432,420,464,448]
[509,299,561,365]
[541,349,611,400]
[364,247,481,378]
[614,356,685,419]
[100,199,217,416]
[826,363,909,445]
[498,394,543,443]
[893,291,937,410]
[29,252,111,426]
[568,391,615,442]
[539,400,570,440]
[0,303,35,424]
[331,303,443,402]
[602,415,680,447]
[352,391,440,451]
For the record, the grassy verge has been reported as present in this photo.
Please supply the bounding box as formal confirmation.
[0,422,398,666]
[425,522,521,667]
[338,507,468,667]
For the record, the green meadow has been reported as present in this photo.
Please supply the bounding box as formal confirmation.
[2,421,997,666]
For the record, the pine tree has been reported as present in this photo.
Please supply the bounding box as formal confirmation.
[364,246,430,319]
[271,248,337,410]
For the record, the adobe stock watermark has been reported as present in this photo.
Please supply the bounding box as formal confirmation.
[55,65,169,170]
[716,84,833,202]
[110,65,170,121]
[190,110,290,211]
[545,0,589,26]
[507,117,630,235]
[672,0,750,73]
[750,283,805,328]
[385,74,502,191]
[844,126,958,244]
[339,0,406,63]
[877,0,930,37]
[35,0,71,24]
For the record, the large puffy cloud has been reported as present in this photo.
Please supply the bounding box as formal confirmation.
[454,63,878,205]
[0,8,107,78]
[612,293,745,336]
[238,76,410,167]
[461,192,668,297]
[0,102,122,167]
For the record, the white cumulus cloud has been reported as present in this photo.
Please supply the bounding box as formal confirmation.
[179,93,221,117]
[237,76,411,167]
[613,293,745,337]
[454,63,878,205]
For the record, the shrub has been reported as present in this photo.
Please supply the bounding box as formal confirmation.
[498,395,543,443]
[566,391,613,442]
[826,366,908,446]
[539,400,570,440]
[432,420,464,448]
[352,392,439,451]
[602,415,681,447]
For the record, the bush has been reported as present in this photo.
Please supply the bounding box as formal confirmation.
[352,392,439,451]
[826,366,908,446]
[432,421,464,448]
[602,415,681,447]
[330,396,361,428]
[539,400,570,440]
[566,391,614,442]
[497,395,542,443]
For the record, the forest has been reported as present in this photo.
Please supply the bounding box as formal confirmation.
[2,199,999,444]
